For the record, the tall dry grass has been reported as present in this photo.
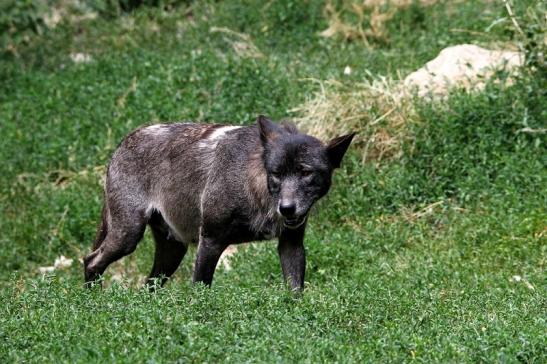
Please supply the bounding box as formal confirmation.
[291,75,416,163]
[320,0,438,45]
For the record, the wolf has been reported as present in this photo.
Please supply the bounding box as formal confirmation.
[83,115,354,291]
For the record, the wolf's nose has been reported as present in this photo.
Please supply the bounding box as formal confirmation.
[279,202,296,217]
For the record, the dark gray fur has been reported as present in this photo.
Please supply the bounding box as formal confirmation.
[83,115,355,291]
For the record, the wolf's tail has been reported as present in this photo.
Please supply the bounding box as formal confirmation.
[92,203,108,250]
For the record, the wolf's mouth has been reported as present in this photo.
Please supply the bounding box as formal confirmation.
[283,215,307,229]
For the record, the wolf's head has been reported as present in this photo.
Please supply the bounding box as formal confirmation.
[257,115,355,229]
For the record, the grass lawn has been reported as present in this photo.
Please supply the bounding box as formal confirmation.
[0,0,545,362]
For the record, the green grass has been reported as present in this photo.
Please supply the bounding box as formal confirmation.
[0,0,545,362]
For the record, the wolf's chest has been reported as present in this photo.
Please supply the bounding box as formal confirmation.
[254,221,280,240]
[248,207,281,241]
[224,212,281,243]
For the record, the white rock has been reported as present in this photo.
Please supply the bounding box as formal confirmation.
[38,266,56,274]
[511,275,535,290]
[37,255,73,274]
[404,44,523,97]
[218,245,239,271]
[511,275,522,282]
[54,255,73,269]
[70,53,93,63]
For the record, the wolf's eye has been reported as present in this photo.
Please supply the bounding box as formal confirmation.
[301,170,313,177]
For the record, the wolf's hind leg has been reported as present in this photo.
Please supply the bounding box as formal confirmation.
[146,218,187,290]
[83,211,146,285]
[92,203,109,250]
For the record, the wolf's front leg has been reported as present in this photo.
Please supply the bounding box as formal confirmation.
[278,226,306,292]
[193,236,227,286]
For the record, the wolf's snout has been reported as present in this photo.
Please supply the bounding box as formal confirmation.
[278,202,296,217]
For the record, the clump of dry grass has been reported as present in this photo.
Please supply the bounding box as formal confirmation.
[210,26,264,59]
[291,75,415,163]
[320,0,437,44]
[15,165,106,193]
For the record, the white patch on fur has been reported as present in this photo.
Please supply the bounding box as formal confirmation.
[199,126,242,149]
[142,124,168,137]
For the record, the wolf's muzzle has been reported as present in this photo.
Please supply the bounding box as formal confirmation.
[283,215,307,229]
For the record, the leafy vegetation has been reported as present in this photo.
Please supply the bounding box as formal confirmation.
[0,0,545,362]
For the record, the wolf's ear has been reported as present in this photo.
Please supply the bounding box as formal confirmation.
[326,133,356,168]
[257,115,280,144]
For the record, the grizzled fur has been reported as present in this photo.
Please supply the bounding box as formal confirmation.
[83,116,354,291]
